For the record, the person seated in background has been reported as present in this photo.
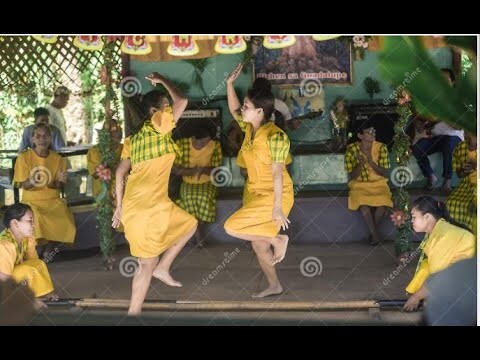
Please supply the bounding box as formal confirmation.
[46,86,76,146]
[172,126,223,247]
[411,68,464,192]
[446,133,477,235]
[14,123,76,261]
[344,121,392,246]
[403,196,475,312]
[87,120,124,200]
[0,203,58,307]
[18,107,65,152]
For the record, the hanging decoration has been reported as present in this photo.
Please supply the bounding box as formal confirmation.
[263,35,296,49]
[121,36,152,55]
[73,36,104,51]
[214,35,247,54]
[32,35,58,43]
[167,35,199,56]
[312,35,341,41]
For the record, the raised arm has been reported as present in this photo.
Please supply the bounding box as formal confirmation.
[226,64,243,118]
[145,72,188,123]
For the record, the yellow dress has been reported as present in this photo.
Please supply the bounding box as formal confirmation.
[224,116,294,238]
[406,218,475,294]
[121,107,197,258]
[0,228,54,297]
[344,141,393,210]
[13,149,76,244]
[175,138,222,223]
[87,144,124,199]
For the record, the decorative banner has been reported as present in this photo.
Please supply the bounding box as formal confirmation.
[32,35,58,44]
[263,35,296,49]
[167,36,199,56]
[106,35,124,43]
[312,35,341,41]
[214,36,247,54]
[74,36,104,51]
[254,36,352,86]
[121,36,152,55]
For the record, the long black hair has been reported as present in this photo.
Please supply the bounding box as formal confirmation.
[129,90,167,137]
[246,87,275,125]
[412,196,472,232]
[1,203,33,228]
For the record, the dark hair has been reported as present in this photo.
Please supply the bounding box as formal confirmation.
[32,122,52,137]
[412,196,472,232]
[441,68,455,84]
[246,87,275,124]
[356,120,375,136]
[141,90,167,119]
[34,107,50,119]
[193,126,213,140]
[2,203,33,228]
[252,78,272,92]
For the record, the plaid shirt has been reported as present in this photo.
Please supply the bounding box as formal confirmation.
[345,141,390,181]
[452,141,469,172]
[267,132,290,163]
[174,138,223,167]
[122,121,180,165]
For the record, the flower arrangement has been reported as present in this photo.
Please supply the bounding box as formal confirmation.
[95,163,112,182]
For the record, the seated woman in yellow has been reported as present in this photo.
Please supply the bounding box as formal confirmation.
[13,123,76,260]
[344,121,393,245]
[112,72,198,316]
[224,64,293,299]
[87,119,124,201]
[446,133,477,235]
[404,195,475,311]
[0,203,57,304]
[172,127,222,247]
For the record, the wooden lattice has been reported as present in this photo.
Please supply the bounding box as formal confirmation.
[0,36,122,91]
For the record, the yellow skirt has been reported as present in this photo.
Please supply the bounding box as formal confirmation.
[224,187,294,238]
[122,154,198,258]
[348,178,393,210]
[22,197,76,244]
[12,259,54,298]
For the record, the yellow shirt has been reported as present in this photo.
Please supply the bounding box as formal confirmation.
[0,229,38,276]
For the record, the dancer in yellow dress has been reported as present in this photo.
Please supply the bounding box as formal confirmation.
[172,127,222,247]
[13,123,76,259]
[403,196,475,311]
[344,121,393,245]
[0,203,57,305]
[446,133,477,234]
[224,64,293,298]
[112,72,197,315]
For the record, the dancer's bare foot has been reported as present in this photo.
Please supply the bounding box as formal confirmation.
[252,284,283,298]
[272,234,289,265]
[127,307,141,316]
[152,269,182,287]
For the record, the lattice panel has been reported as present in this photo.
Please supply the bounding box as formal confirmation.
[0,36,121,90]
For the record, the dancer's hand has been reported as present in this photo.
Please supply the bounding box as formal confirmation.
[227,64,243,84]
[145,72,165,86]
[112,206,122,228]
[403,294,421,312]
[273,206,290,231]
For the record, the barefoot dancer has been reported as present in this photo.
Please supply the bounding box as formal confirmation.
[112,73,197,315]
[224,64,294,298]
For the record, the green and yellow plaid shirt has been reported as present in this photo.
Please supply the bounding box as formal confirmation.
[345,141,390,181]
[174,138,223,167]
[123,121,181,165]
[267,132,290,163]
[452,141,468,173]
